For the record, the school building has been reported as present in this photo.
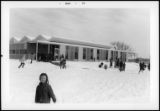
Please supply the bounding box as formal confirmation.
[9,35,136,61]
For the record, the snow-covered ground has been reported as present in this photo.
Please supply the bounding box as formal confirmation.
[9,59,150,105]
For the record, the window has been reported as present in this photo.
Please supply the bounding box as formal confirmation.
[10,50,16,54]
[97,49,100,60]
[111,51,113,59]
[75,47,79,59]
[97,49,99,54]
[91,49,93,60]
[23,50,26,54]
[9,50,12,54]
[13,50,15,54]
[15,50,19,54]
[65,46,69,59]
[83,48,86,59]
[20,49,23,54]
[19,49,27,54]
[106,50,108,60]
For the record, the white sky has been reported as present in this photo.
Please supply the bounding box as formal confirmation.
[10,8,150,58]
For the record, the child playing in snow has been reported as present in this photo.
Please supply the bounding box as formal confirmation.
[139,61,145,74]
[99,62,104,68]
[110,58,113,68]
[119,60,123,71]
[60,58,63,69]
[62,58,66,69]
[123,61,126,71]
[30,53,34,64]
[104,64,108,70]
[18,55,26,68]
[35,73,56,103]
[148,63,150,71]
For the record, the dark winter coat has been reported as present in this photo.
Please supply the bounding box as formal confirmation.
[148,63,150,70]
[35,82,56,103]
[119,61,123,71]
[139,62,145,70]
[110,59,113,67]
[104,64,108,69]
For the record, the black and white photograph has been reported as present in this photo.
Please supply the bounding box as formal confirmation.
[1,1,159,110]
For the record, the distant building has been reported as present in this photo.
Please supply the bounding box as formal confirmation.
[9,35,136,61]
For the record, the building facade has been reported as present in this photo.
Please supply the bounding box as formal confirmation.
[9,35,136,61]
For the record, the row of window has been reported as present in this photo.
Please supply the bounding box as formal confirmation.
[65,46,112,60]
[10,47,127,61]
[97,49,108,60]
[10,50,27,54]
[65,46,79,60]
[83,48,93,60]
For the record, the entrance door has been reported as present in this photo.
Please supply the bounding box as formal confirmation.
[50,44,60,61]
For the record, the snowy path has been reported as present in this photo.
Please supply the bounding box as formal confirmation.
[9,60,150,104]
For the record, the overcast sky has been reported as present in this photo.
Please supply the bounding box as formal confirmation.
[10,8,150,58]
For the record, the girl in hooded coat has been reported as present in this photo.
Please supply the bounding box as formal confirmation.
[35,73,56,103]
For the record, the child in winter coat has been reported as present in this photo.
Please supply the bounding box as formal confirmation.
[104,64,108,70]
[139,62,145,73]
[123,62,126,71]
[30,53,35,64]
[99,62,103,68]
[148,63,150,71]
[35,73,56,103]
[18,55,26,68]
[110,58,113,68]
[119,60,123,71]
[62,58,66,69]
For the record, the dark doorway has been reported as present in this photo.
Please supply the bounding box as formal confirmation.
[50,44,60,61]
[37,43,60,62]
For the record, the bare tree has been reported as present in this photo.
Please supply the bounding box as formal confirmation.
[110,41,133,51]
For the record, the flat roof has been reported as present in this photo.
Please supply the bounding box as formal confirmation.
[50,37,112,49]
[28,35,112,49]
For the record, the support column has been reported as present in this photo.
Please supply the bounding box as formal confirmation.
[113,51,115,61]
[93,48,97,61]
[108,50,111,61]
[118,51,121,58]
[78,47,83,61]
[36,42,38,61]
[60,44,66,56]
